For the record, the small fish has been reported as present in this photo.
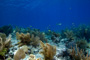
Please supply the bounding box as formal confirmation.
[72,23,74,25]
[69,7,72,10]
[72,23,75,26]
[29,25,32,27]
[48,30,51,32]
[47,25,51,29]
[57,23,62,26]
[49,25,51,26]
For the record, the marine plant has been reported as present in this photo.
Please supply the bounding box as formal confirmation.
[64,29,75,41]
[16,32,31,46]
[70,45,90,60]
[76,38,89,50]
[72,25,90,42]
[40,41,56,60]
[16,32,40,47]
[30,34,40,47]
[52,32,60,37]
[31,30,47,42]
[0,25,13,36]
[0,33,11,59]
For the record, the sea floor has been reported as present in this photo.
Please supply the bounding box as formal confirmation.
[5,36,71,60]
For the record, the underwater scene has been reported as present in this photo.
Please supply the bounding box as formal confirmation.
[0,0,90,60]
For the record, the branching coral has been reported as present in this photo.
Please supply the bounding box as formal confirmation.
[28,28,47,42]
[64,29,75,41]
[72,25,90,42]
[16,32,40,47]
[0,37,4,52]
[40,41,56,60]
[0,33,7,42]
[0,33,11,58]
[0,25,13,36]
[30,34,40,46]
[76,38,89,50]
[70,45,90,60]
[16,32,31,46]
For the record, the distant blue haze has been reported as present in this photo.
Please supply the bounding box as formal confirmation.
[0,0,90,31]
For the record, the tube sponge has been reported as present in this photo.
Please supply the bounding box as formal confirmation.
[40,41,56,60]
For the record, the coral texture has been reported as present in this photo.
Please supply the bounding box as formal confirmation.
[30,34,40,46]
[70,45,90,60]
[0,25,13,36]
[64,30,75,41]
[16,32,40,47]
[0,33,11,57]
[14,48,26,60]
[16,32,31,46]
[27,54,41,60]
[40,41,56,60]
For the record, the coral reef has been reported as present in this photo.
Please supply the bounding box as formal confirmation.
[16,32,40,47]
[15,27,47,42]
[1,25,90,60]
[70,45,90,60]
[64,29,75,41]
[76,38,89,50]
[72,25,90,42]
[30,34,40,47]
[0,33,11,59]
[20,45,29,53]
[0,25,13,36]
[14,48,26,60]
[31,30,47,42]
[16,32,31,46]
[40,41,56,60]
[27,54,41,60]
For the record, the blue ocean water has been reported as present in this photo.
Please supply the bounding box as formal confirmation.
[0,0,90,31]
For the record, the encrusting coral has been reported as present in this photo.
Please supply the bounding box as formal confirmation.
[20,45,29,53]
[40,41,56,60]
[14,48,26,60]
